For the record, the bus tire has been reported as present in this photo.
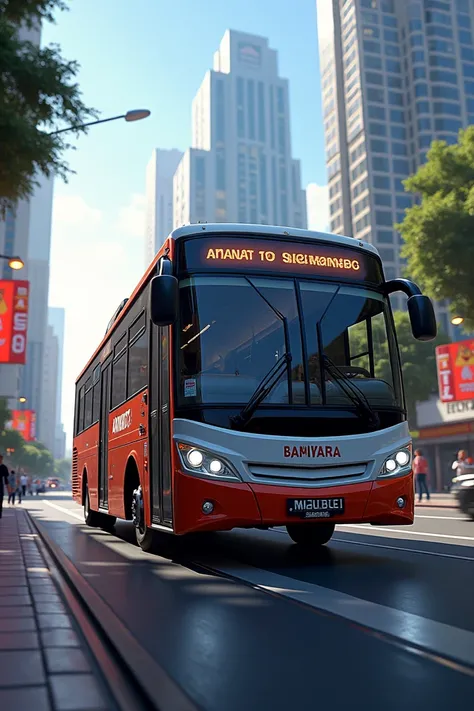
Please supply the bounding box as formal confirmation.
[286,523,335,546]
[83,481,102,527]
[132,485,156,552]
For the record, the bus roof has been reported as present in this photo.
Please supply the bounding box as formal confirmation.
[169,223,380,257]
[76,223,380,384]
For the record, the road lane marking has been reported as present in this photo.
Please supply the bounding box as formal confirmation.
[272,528,474,561]
[332,537,474,562]
[202,558,474,669]
[415,515,466,521]
[338,525,474,542]
[42,500,84,522]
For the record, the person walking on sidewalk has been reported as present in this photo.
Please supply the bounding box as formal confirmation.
[413,449,430,502]
[7,470,17,505]
[0,454,9,519]
[20,472,27,499]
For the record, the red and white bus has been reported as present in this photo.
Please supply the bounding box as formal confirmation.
[72,223,436,550]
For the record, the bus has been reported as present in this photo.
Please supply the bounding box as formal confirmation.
[72,223,436,551]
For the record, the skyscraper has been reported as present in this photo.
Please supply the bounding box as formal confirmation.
[317,0,474,336]
[40,323,58,454]
[145,149,183,266]
[48,307,66,459]
[174,30,307,229]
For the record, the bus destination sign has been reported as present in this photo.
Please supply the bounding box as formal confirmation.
[180,237,383,283]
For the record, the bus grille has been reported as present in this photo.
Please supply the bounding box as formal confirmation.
[247,462,368,486]
[71,448,79,498]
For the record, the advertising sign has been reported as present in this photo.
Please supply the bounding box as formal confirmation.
[7,410,36,441]
[0,280,30,364]
[436,340,474,402]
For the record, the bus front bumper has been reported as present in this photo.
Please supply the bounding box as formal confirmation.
[173,471,415,535]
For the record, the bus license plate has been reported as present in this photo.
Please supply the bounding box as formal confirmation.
[286,497,345,519]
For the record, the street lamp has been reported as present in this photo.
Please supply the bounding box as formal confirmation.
[451,316,464,326]
[0,254,24,270]
[48,108,151,136]
[18,397,27,404]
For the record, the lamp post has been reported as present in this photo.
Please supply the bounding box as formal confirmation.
[451,316,464,326]
[0,254,24,270]
[48,108,151,136]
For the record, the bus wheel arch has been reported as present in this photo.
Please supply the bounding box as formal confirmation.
[125,456,156,553]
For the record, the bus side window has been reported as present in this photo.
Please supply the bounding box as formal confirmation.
[111,352,127,409]
[84,378,93,429]
[77,386,85,434]
[128,331,148,396]
[92,365,101,423]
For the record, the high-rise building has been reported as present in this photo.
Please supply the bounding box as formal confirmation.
[40,323,58,454]
[48,307,66,459]
[145,149,183,265]
[316,0,474,338]
[19,174,54,432]
[174,30,307,229]
[0,23,55,427]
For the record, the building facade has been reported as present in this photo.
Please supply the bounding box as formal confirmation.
[316,0,474,335]
[40,323,58,454]
[174,30,307,229]
[145,149,183,267]
[48,307,66,459]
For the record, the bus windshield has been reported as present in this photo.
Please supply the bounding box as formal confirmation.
[176,276,403,413]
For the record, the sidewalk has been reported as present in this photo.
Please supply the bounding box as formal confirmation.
[415,493,457,509]
[0,506,113,711]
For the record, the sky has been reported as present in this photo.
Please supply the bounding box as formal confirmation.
[42,0,330,447]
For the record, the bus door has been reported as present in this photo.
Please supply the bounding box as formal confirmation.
[149,325,173,526]
[99,362,111,508]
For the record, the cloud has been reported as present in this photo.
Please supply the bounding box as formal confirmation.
[306,183,329,232]
[116,193,146,239]
[49,192,145,447]
[53,194,102,228]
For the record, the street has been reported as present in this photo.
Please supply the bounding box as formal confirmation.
[15,490,474,710]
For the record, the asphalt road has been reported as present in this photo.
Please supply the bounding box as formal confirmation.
[20,491,474,710]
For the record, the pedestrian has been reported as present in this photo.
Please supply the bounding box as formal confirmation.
[7,470,17,505]
[0,454,9,519]
[452,449,469,477]
[413,448,430,502]
[16,471,22,504]
[20,472,27,498]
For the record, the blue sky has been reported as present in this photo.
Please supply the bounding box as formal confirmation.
[42,0,327,445]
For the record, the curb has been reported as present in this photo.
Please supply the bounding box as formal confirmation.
[26,511,199,711]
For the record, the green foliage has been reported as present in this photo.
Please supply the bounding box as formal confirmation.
[397,127,474,330]
[14,441,54,475]
[54,457,71,480]
[0,427,25,454]
[0,0,98,213]
[0,397,12,433]
[349,311,448,427]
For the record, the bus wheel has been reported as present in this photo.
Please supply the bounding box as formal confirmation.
[286,523,335,546]
[83,482,102,527]
[132,485,155,552]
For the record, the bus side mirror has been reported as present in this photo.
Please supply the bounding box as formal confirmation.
[407,295,437,341]
[149,274,178,326]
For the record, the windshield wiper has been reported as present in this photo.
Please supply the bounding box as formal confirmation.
[322,354,380,430]
[231,352,292,428]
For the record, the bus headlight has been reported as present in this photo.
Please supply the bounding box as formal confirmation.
[379,446,412,478]
[177,442,241,481]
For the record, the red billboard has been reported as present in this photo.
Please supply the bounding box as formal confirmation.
[0,280,29,364]
[8,410,36,442]
[436,340,474,402]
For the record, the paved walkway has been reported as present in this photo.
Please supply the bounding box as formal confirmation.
[415,493,457,508]
[0,506,114,711]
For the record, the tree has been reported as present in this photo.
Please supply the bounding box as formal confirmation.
[14,441,54,475]
[54,457,71,480]
[0,428,25,456]
[397,126,474,330]
[349,312,448,428]
[0,397,11,433]
[0,0,98,213]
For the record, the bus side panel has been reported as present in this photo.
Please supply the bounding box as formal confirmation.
[107,390,149,519]
[72,423,100,510]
